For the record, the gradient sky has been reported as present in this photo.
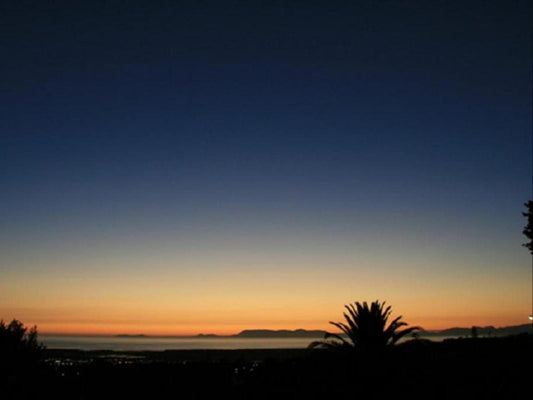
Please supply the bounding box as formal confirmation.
[1,0,531,335]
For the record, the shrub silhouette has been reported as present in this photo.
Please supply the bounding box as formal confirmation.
[0,319,44,368]
[309,300,421,351]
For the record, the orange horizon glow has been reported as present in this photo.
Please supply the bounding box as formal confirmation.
[8,308,531,337]
[2,250,530,338]
[2,228,530,339]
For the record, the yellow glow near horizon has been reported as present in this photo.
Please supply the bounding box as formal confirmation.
[1,264,529,335]
[1,234,531,336]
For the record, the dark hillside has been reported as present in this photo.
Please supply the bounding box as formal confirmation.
[2,334,531,399]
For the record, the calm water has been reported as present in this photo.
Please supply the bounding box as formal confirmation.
[40,334,455,351]
[40,335,322,351]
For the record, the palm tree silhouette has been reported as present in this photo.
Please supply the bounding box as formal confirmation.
[309,300,421,351]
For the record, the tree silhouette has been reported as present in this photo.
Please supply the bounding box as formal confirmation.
[0,319,44,368]
[522,200,533,254]
[309,300,421,351]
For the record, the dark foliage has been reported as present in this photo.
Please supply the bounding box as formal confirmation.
[522,200,533,254]
[0,319,44,364]
[309,300,421,352]
[0,319,45,398]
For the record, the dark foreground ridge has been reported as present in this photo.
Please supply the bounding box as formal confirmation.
[2,334,531,399]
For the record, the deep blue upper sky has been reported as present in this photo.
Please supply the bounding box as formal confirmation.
[0,1,531,329]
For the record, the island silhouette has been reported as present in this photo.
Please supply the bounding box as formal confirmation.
[110,324,532,339]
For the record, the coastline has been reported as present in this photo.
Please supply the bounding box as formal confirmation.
[38,323,533,351]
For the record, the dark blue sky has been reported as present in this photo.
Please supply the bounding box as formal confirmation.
[1,1,531,332]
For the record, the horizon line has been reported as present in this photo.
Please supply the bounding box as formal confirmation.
[37,323,531,338]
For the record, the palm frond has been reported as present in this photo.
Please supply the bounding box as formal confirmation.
[329,321,352,338]
[324,331,350,345]
[390,326,422,344]
[308,331,350,349]
[308,300,423,352]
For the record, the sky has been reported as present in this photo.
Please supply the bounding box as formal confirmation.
[1,0,531,336]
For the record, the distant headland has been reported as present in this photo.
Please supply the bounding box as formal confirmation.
[113,324,532,339]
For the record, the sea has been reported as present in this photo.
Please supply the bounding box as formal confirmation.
[40,334,456,351]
